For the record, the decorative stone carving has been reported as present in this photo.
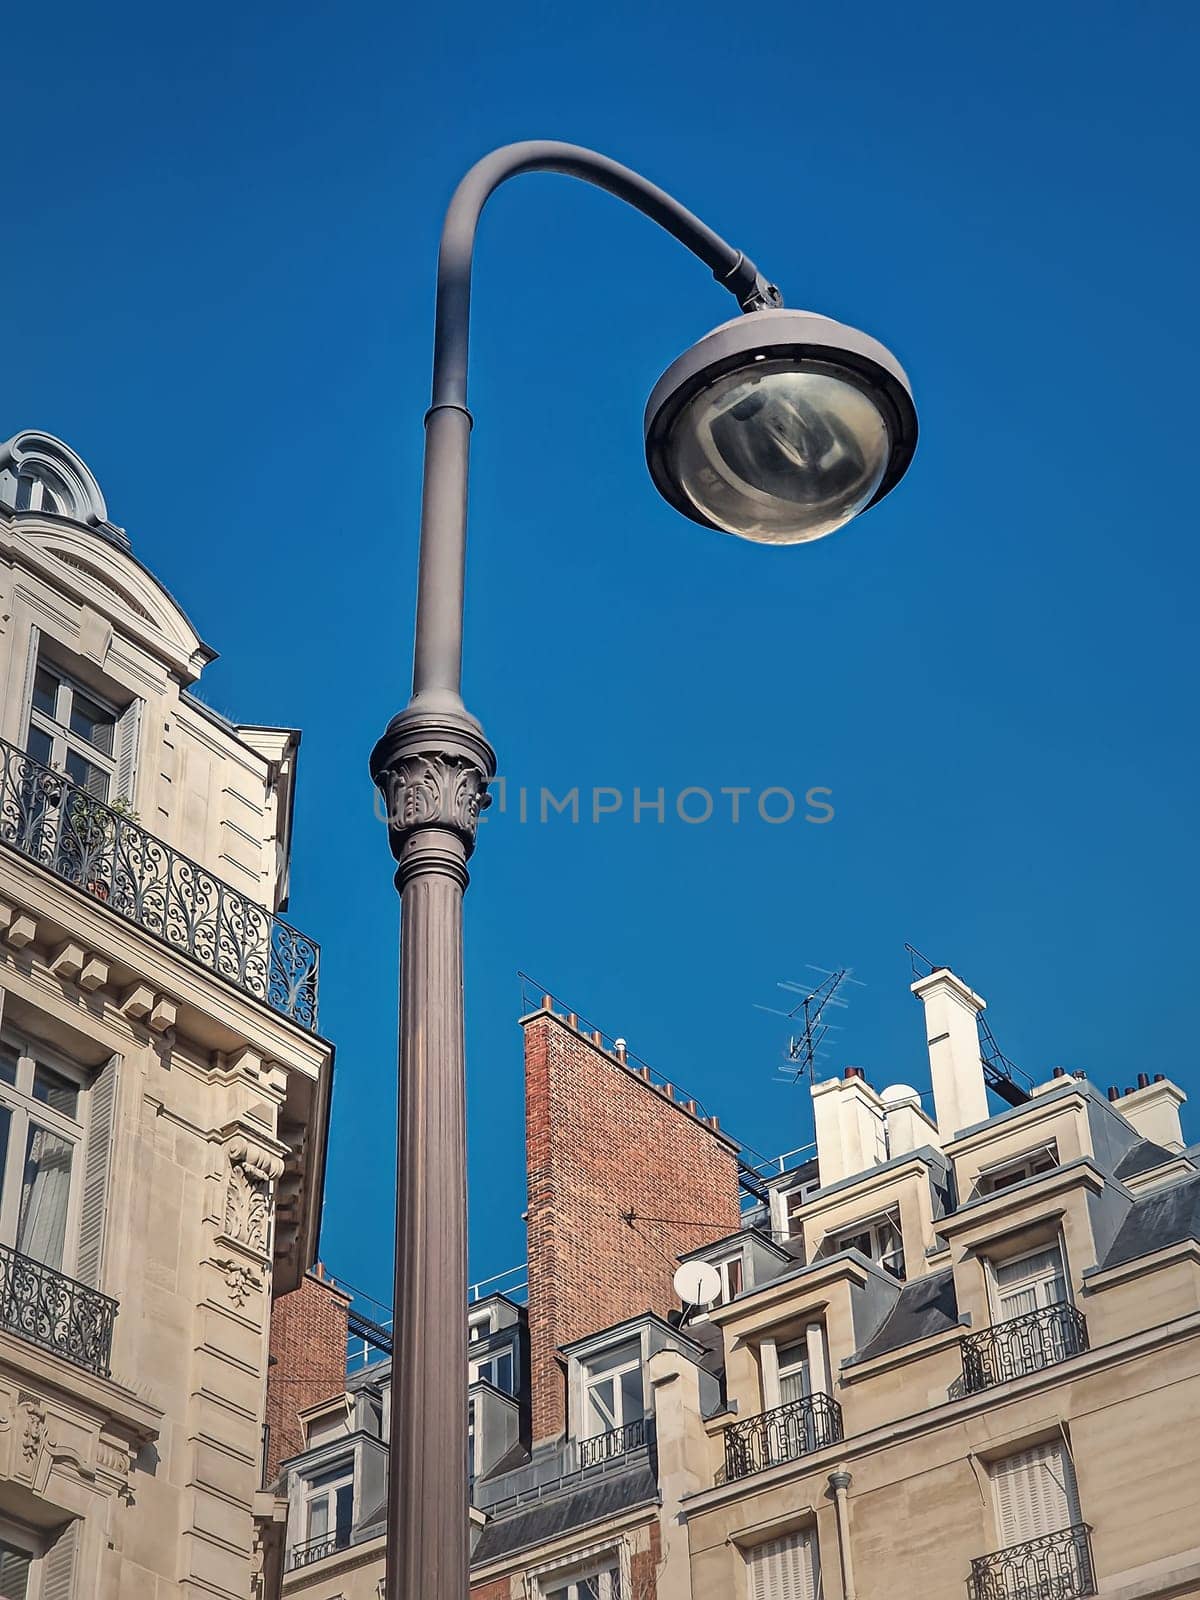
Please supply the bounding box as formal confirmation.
[20,1399,46,1465]
[214,1256,261,1308]
[223,1139,285,1256]
[374,751,491,849]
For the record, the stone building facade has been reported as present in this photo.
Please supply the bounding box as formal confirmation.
[0,430,332,1598]
[270,971,1200,1600]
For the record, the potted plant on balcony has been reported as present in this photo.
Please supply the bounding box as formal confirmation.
[62,789,138,903]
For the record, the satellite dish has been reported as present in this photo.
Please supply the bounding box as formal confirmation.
[673,1260,722,1308]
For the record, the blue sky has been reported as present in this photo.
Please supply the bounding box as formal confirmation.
[5,1,1198,1315]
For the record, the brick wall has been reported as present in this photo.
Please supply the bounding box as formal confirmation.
[523,1007,741,1444]
[264,1268,351,1479]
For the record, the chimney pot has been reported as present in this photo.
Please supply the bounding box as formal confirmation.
[1137,1072,1151,1090]
[1107,1086,1120,1102]
[541,994,553,1011]
[567,1013,578,1029]
[1052,1067,1066,1078]
[592,1030,603,1047]
[1154,1073,1166,1083]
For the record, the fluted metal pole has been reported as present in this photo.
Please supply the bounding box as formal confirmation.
[370,140,774,1600]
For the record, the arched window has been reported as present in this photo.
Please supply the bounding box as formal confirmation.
[14,468,69,515]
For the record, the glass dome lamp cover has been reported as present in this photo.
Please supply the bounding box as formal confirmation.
[644,309,917,545]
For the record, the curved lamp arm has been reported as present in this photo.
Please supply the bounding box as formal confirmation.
[410,140,783,705]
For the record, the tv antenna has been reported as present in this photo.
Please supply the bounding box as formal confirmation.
[756,966,863,1086]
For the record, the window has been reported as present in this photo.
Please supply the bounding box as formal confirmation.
[471,1347,514,1392]
[979,1146,1059,1196]
[303,1459,354,1552]
[543,1557,623,1600]
[714,1252,744,1304]
[0,1038,87,1275]
[582,1341,643,1438]
[832,1211,905,1279]
[993,1244,1068,1320]
[990,1441,1082,1546]
[746,1529,821,1600]
[785,1177,821,1234]
[14,468,68,515]
[26,658,119,801]
[0,1539,31,1599]
[468,1307,493,1343]
[776,1340,811,1403]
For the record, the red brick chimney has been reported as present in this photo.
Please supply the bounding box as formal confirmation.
[523,1004,741,1445]
[264,1267,352,1480]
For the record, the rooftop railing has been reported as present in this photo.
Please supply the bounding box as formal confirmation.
[286,1530,354,1571]
[577,1416,652,1470]
[960,1304,1088,1395]
[0,736,319,1030]
[723,1392,843,1482]
[0,1243,117,1378]
[970,1523,1096,1600]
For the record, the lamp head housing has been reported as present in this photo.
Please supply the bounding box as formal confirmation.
[644,308,917,545]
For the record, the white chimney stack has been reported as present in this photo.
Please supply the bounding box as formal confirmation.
[911,968,989,1139]
[811,1069,888,1185]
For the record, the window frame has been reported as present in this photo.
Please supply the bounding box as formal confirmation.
[469,1345,515,1393]
[977,1143,1060,1197]
[987,1438,1083,1548]
[25,656,121,803]
[532,1538,628,1600]
[0,1031,90,1278]
[580,1338,645,1441]
[301,1456,355,1551]
[829,1209,906,1280]
[988,1238,1070,1323]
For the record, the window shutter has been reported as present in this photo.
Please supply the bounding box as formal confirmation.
[113,697,142,808]
[40,1521,78,1600]
[76,1055,118,1288]
[991,1442,1081,1545]
[16,624,40,745]
[747,1531,820,1600]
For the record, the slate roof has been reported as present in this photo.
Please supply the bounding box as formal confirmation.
[1114,1138,1178,1180]
[471,1464,658,1564]
[851,1267,960,1364]
[1102,1172,1200,1269]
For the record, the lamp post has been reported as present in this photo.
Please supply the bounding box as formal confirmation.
[369,140,917,1600]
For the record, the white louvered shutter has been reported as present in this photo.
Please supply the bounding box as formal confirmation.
[39,1522,78,1600]
[113,697,142,808]
[991,1442,1081,1545]
[16,625,40,746]
[75,1056,118,1288]
[747,1530,820,1600]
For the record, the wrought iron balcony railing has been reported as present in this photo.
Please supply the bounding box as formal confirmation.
[723,1392,843,1482]
[577,1415,653,1470]
[0,1243,118,1378]
[0,737,319,1030]
[971,1523,1096,1600]
[960,1304,1088,1395]
[287,1529,354,1571]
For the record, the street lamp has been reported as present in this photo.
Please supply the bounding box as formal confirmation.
[370,140,917,1600]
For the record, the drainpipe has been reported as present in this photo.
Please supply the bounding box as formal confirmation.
[828,1468,856,1600]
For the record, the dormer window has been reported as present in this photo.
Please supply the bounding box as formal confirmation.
[582,1340,643,1439]
[977,1144,1058,1196]
[714,1252,744,1304]
[470,1348,514,1394]
[14,467,68,515]
[830,1210,905,1280]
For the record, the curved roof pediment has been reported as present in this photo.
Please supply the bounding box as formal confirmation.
[1,430,215,677]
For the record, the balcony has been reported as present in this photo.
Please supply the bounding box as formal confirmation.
[971,1524,1096,1600]
[287,1531,352,1571]
[577,1416,652,1470]
[723,1392,843,1482]
[960,1305,1088,1395]
[0,1243,118,1378]
[0,737,319,1030]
